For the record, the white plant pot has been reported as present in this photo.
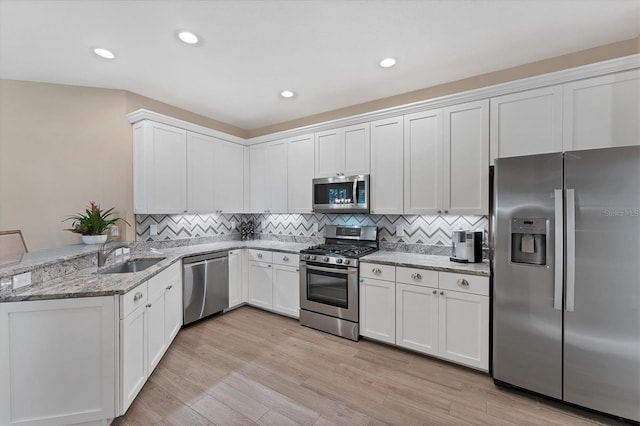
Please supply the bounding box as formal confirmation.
[81,235,108,245]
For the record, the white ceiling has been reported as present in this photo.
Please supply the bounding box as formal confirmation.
[1,0,638,131]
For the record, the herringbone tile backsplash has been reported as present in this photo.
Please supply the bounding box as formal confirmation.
[136,213,488,248]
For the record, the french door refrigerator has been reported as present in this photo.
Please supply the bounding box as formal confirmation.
[493,145,639,422]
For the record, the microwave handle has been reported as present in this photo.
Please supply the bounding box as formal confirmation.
[352,180,358,204]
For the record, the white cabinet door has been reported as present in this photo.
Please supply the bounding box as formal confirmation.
[315,123,370,177]
[0,297,116,425]
[490,86,563,164]
[272,264,300,318]
[228,249,243,308]
[343,123,370,176]
[248,261,273,310]
[370,116,404,215]
[359,277,395,344]
[396,283,439,356]
[133,121,187,214]
[120,303,147,413]
[438,289,489,371]
[267,139,288,213]
[563,69,640,151]
[404,109,443,215]
[315,129,343,178]
[214,140,244,213]
[443,100,489,215]
[163,270,182,344]
[287,133,315,213]
[146,288,166,375]
[187,132,216,213]
[249,144,268,213]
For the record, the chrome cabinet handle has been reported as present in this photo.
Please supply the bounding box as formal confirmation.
[296,269,299,272]
[146,304,152,308]
[440,291,445,296]
[444,210,449,214]
[267,264,271,268]
[437,210,442,214]
[372,267,381,274]
[166,285,172,290]
[283,256,289,262]
[133,292,143,302]
[257,253,263,259]
[432,290,437,295]
[411,273,422,280]
[457,278,469,287]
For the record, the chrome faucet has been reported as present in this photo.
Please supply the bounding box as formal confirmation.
[98,241,130,267]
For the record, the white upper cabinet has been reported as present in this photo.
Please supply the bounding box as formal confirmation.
[315,123,370,177]
[443,100,489,215]
[249,140,288,213]
[213,140,244,213]
[134,120,187,214]
[490,86,563,164]
[287,133,315,213]
[563,69,640,151]
[370,116,404,215]
[187,132,216,213]
[404,109,443,215]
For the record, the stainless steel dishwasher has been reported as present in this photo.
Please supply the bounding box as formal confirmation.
[182,251,229,325]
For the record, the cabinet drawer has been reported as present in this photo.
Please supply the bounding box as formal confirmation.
[148,262,181,299]
[396,267,438,288]
[120,282,148,319]
[360,263,395,281]
[439,272,489,296]
[247,249,273,263]
[273,252,299,266]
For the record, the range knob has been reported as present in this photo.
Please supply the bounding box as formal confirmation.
[310,255,316,260]
[344,259,350,265]
[336,258,343,264]
[304,255,310,260]
[323,256,329,262]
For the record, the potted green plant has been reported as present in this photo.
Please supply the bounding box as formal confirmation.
[63,201,130,244]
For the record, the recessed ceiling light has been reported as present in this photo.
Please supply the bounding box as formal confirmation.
[280,90,295,98]
[93,48,115,59]
[178,31,199,45]
[379,57,397,68]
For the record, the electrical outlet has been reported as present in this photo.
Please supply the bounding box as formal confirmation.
[313,223,319,233]
[396,225,404,237]
[231,221,236,230]
[150,224,158,236]
[123,248,131,257]
[109,224,119,237]
[261,220,266,229]
[12,272,31,290]
[114,248,123,257]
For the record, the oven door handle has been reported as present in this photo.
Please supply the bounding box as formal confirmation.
[303,264,356,275]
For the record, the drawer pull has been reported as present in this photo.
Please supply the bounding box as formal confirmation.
[372,267,381,274]
[283,256,289,262]
[146,304,152,308]
[257,253,263,259]
[432,290,437,295]
[166,285,172,291]
[457,278,469,287]
[133,292,143,302]
[440,291,445,296]
[411,273,422,280]
[268,264,271,268]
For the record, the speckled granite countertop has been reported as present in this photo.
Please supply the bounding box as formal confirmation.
[0,240,308,302]
[361,251,490,277]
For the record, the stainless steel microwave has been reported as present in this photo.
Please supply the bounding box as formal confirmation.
[312,175,369,214]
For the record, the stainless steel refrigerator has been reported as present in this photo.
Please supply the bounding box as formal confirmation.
[493,145,640,422]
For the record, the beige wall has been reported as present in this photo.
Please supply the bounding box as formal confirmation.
[0,80,134,250]
[249,37,640,137]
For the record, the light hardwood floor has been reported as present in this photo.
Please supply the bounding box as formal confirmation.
[113,307,623,426]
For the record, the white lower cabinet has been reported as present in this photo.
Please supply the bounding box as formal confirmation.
[248,260,273,309]
[119,262,182,415]
[359,277,396,344]
[228,249,244,308]
[247,250,300,318]
[360,263,489,371]
[0,297,116,425]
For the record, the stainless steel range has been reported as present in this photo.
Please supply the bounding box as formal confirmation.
[299,225,378,341]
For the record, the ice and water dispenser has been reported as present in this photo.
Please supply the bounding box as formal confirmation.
[510,218,547,265]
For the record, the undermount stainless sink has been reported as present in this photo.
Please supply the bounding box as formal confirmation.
[98,258,165,274]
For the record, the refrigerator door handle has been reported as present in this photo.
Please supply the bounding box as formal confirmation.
[566,188,576,312]
[553,189,564,310]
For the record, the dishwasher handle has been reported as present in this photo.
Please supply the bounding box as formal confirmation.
[183,251,228,264]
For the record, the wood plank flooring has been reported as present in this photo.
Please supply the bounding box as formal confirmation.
[113,307,623,426]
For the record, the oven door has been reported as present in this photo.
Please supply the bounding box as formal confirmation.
[300,261,359,322]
